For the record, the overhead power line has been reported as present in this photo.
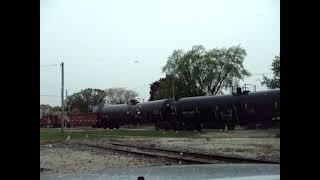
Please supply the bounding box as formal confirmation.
[251,73,273,76]
[40,64,59,68]
[40,94,61,97]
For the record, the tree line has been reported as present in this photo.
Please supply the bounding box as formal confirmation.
[40,88,138,114]
[41,44,280,113]
[149,45,280,101]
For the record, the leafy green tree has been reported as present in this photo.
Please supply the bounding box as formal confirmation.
[150,75,174,100]
[161,45,250,97]
[261,55,280,89]
[51,106,61,112]
[149,74,198,100]
[40,104,51,112]
[40,104,61,116]
[66,88,106,113]
[105,88,138,104]
[149,79,161,101]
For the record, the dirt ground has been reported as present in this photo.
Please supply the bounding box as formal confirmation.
[40,129,280,176]
[128,137,280,162]
[40,143,181,176]
[90,129,280,162]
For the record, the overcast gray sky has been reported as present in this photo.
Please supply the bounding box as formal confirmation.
[40,0,279,106]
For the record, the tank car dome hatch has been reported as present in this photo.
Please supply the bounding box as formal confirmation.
[243,90,250,95]
[130,99,139,105]
[236,87,242,94]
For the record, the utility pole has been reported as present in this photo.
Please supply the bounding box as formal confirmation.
[65,90,68,109]
[65,90,68,128]
[172,74,175,100]
[87,96,89,113]
[61,62,64,132]
[47,108,50,129]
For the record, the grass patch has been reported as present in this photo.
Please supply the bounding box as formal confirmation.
[40,129,202,142]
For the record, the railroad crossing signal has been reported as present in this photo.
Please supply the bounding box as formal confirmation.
[59,106,72,112]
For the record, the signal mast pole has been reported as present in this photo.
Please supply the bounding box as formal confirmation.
[61,62,64,132]
[172,74,175,100]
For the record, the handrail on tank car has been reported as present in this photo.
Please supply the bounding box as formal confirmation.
[232,84,257,96]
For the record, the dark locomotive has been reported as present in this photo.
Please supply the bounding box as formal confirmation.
[95,88,280,130]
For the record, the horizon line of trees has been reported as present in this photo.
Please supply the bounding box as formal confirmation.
[41,45,280,113]
[40,87,139,114]
[149,45,279,101]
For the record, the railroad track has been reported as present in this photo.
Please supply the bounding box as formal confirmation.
[74,141,279,164]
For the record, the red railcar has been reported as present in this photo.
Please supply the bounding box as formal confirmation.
[40,115,60,128]
[68,113,97,128]
[40,113,97,128]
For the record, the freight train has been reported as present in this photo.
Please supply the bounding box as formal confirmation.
[96,88,280,130]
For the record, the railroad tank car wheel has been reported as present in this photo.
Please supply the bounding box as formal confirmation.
[245,122,256,129]
[173,125,177,131]
[176,125,183,130]
[227,124,235,130]
[219,125,225,131]
[274,121,280,129]
[196,123,203,131]
[262,122,271,129]
[155,125,159,131]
